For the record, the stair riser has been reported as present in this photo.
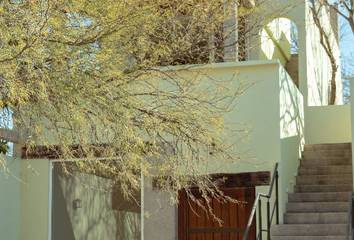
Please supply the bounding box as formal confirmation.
[272,143,353,239]
[294,185,352,193]
[302,151,352,158]
[271,224,347,236]
[300,158,352,166]
[284,213,348,224]
[295,185,353,193]
[288,192,351,202]
[271,236,350,240]
[296,175,353,185]
[286,202,348,213]
[304,143,351,151]
[298,166,352,175]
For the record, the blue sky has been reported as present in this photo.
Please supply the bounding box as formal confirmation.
[340,19,354,77]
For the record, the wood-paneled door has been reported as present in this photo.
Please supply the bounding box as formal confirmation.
[178,188,255,240]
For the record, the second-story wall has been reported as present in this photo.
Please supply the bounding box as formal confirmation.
[251,0,342,106]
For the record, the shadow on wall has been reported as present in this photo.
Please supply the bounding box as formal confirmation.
[52,164,141,240]
[279,65,305,222]
[279,66,304,140]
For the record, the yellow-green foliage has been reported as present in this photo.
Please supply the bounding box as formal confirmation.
[0,0,258,203]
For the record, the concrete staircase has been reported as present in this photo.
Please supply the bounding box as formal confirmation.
[271,143,353,240]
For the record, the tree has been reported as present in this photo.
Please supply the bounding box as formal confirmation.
[314,0,354,104]
[308,0,340,105]
[321,0,354,34]
[0,0,260,204]
[0,0,296,217]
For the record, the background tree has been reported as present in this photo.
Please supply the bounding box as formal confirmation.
[316,0,354,104]
[308,0,340,105]
[321,0,354,34]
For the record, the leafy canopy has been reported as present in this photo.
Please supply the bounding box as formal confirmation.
[0,0,257,203]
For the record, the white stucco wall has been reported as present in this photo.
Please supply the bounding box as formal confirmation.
[0,155,21,240]
[53,167,141,240]
[19,159,141,240]
[260,18,291,67]
[252,0,342,107]
[349,78,354,187]
[20,159,49,240]
[305,6,342,106]
[279,64,304,211]
[142,60,304,240]
[305,105,351,144]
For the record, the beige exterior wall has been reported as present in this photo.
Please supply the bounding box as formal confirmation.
[142,59,304,239]
[305,5,342,106]
[260,18,291,67]
[20,159,49,240]
[52,166,141,240]
[143,178,176,240]
[349,78,354,187]
[305,105,352,144]
[279,64,304,213]
[0,155,21,240]
[19,160,141,240]
[252,0,342,107]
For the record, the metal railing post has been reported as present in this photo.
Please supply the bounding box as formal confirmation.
[242,163,279,240]
[275,170,279,225]
[267,199,270,240]
[259,198,262,240]
[352,197,354,239]
[346,191,353,240]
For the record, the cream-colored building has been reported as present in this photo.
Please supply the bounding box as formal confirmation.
[1,0,352,239]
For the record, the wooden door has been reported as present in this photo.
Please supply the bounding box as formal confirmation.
[178,188,255,240]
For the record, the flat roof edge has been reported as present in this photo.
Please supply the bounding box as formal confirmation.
[155,59,282,72]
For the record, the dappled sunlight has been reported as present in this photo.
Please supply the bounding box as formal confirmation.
[52,164,141,240]
[305,4,342,106]
[260,18,291,67]
[279,66,304,140]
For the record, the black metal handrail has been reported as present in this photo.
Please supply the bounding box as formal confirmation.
[346,191,354,240]
[243,163,279,240]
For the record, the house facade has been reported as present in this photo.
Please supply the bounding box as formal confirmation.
[1,0,352,239]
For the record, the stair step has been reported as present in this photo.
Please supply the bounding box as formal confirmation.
[286,202,348,213]
[296,174,352,185]
[294,184,353,193]
[284,212,348,224]
[304,143,351,151]
[272,143,353,239]
[289,192,351,202]
[271,236,350,240]
[300,158,352,166]
[298,166,352,175]
[302,150,352,158]
[271,224,347,236]
[302,149,352,159]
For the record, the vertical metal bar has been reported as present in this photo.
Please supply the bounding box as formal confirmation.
[275,170,279,225]
[347,191,353,240]
[352,198,354,228]
[267,200,270,240]
[244,193,261,240]
[352,197,354,238]
[259,198,262,240]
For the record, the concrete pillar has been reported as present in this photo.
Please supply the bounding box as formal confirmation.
[349,77,354,189]
[142,176,177,240]
[223,1,238,62]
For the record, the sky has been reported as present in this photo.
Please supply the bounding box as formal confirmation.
[328,1,354,78]
[340,19,354,77]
